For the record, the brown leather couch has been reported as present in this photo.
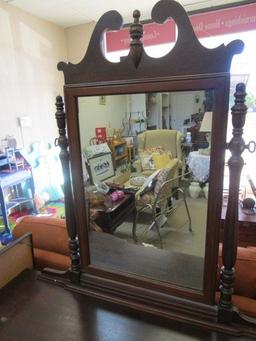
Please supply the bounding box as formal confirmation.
[13,215,256,318]
[13,215,70,271]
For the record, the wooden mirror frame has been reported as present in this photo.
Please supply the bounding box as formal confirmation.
[41,0,256,337]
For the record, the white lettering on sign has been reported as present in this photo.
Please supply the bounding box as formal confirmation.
[225,15,256,28]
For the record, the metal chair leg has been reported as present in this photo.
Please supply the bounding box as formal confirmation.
[153,207,163,248]
[133,207,151,243]
[132,209,139,242]
[178,188,192,232]
[154,219,163,248]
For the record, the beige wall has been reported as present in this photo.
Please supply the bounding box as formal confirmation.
[78,95,127,150]
[0,0,67,148]
[65,22,96,64]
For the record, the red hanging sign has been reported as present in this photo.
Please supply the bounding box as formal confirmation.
[190,3,256,38]
[105,3,256,53]
[106,20,175,52]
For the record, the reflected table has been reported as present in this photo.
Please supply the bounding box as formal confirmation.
[94,192,136,234]
[187,151,210,182]
[221,204,256,246]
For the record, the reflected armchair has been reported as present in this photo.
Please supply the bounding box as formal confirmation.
[133,160,192,247]
[133,129,183,176]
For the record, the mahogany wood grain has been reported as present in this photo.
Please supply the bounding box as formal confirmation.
[219,83,247,322]
[58,1,243,85]
[2,270,253,341]
[47,0,255,335]
[221,205,256,246]
[55,95,80,281]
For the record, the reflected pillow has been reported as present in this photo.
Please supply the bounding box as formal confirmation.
[151,153,172,169]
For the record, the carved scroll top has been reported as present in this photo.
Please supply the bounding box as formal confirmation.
[58,0,244,85]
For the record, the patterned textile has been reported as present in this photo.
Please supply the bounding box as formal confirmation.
[187,151,210,182]
[154,168,171,197]
[137,170,161,196]
[139,147,172,171]
[154,161,179,197]
[135,159,179,208]
[136,191,155,206]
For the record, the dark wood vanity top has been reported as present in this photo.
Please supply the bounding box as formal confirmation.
[0,270,251,341]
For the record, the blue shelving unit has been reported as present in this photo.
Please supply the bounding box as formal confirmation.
[0,150,36,245]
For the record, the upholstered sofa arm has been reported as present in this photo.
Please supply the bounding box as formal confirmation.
[218,244,256,299]
[215,244,256,318]
[34,248,70,270]
[13,215,69,256]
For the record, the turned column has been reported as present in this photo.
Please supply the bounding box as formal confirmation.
[218,83,247,322]
[55,95,80,280]
[129,10,143,68]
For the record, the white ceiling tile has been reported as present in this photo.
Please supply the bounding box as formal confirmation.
[7,0,248,28]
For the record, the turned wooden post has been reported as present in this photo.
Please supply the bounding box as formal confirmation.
[129,10,143,68]
[218,83,247,322]
[55,95,80,280]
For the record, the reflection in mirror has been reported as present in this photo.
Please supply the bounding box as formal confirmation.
[78,90,213,291]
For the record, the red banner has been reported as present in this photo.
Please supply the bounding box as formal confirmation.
[190,3,256,38]
[106,20,175,52]
[105,3,256,52]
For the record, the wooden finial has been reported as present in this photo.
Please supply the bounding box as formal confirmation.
[129,9,143,68]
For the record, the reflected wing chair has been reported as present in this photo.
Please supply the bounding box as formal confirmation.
[134,129,183,174]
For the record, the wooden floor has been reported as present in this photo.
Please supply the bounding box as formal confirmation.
[0,270,251,341]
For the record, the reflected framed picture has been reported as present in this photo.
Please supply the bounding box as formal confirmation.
[88,152,114,184]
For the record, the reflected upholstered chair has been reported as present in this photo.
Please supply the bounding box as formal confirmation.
[133,129,183,174]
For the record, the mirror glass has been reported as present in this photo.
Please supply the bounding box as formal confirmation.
[78,89,213,291]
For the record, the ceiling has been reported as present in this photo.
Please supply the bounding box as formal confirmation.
[4,0,249,28]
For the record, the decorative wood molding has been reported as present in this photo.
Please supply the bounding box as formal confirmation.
[48,0,256,336]
[58,0,244,86]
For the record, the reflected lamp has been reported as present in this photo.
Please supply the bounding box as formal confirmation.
[199,111,212,155]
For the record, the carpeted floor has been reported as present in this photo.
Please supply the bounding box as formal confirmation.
[114,197,208,258]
